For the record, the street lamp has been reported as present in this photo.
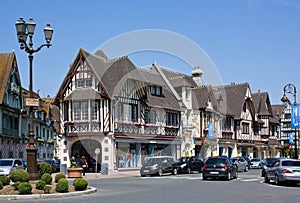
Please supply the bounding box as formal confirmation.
[281,83,298,159]
[15,17,53,180]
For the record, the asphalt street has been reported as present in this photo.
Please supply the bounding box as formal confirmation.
[3,169,300,203]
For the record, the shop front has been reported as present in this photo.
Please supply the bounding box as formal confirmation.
[115,133,180,169]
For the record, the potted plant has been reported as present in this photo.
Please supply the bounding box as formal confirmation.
[67,157,83,178]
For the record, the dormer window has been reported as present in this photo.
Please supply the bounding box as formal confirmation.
[150,86,162,96]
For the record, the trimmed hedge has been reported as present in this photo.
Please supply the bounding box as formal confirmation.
[55,178,69,193]
[18,182,32,194]
[0,180,3,190]
[73,178,88,191]
[37,162,52,178]
[55,173,66,183]
[36,180,46,190]
[41,173,52,184]
[10,169,29,182]
[0,176,10,186]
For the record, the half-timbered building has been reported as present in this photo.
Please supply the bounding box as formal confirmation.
[54,49,182,173]
[0,52,24,158]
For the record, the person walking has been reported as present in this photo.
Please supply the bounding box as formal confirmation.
[81,156,88,176]
[76,155,82,167]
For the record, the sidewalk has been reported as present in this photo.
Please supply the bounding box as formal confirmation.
[84,169,140,179]
[55,168,141,180]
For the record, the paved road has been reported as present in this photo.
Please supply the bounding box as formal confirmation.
[4,169,300,203]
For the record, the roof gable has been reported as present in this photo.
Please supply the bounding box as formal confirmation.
[0,52,21,105]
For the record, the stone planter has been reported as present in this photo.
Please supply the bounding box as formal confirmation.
[67,168,83,178]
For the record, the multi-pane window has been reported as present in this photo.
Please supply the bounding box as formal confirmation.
[81,102,88,120]
[150,86,162,96]
[120,103,138,122]
[73,102,80,120]
[145,110,156,124]
[92,102,99,121]
[166,112,178,126]
[242,122,249,134]
[223,117,232,131]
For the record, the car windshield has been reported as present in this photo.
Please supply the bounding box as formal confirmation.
[266,158,278,165]
[178,157,190,162]
[145,158,162,165]
[282,160,300,167]
[206,158,226,165]
[231,158,238,162]
[0,160,13,166]
[251,158,261,162]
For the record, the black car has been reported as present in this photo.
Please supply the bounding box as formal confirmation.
[202,156,238,180]
[175,156,204,174]
[140,156,178,177]
[261,157,280,177]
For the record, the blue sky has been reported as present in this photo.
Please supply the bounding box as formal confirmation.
[1,0,300,104]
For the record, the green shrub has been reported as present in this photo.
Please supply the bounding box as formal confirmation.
[18,182,32,194]
[55,178,69,193]
[41,173,52,184]
[44,185,52,194]
[0,180,3,190]
[37,162,52,178]
[0,176,10,185]
[55,173,66,183]
[12,181,21,190]
[36,180,46,190]
[10,169,29,182]
[73,178,88,191]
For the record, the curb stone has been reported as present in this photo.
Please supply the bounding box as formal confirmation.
[0,186,97,201]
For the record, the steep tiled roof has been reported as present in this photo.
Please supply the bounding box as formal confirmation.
[136,68,180,110]
[272,104,286,118]
[159,67,197,88]
[0,53,15,104]
[55,49,181,111]
[252,92,271,116]
[192,86,213,109]
[214,83,252,119]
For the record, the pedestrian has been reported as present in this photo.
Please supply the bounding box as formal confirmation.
[81,156,88,176]
[76,155,82,167]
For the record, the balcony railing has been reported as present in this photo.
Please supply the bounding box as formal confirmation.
[2,128,19,137]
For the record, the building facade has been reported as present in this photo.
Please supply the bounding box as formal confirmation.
[0,52,58,162]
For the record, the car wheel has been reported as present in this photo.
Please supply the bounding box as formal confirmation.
[173,168,178,175]
[158,169,163,176]
[227,172,231,181]
[141,174,146,177]
[187,167,191,174]
[275,174,281,185]
[264,174,270,183]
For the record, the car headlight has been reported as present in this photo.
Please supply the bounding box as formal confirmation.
[180,163,187,168]
[152,164,158,169]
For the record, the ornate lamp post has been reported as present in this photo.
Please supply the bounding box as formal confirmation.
[281,83,298,159]
[15,17,53,180]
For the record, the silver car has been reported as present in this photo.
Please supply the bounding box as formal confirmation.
[264,158,300,185]
[0,158,24,176]
[231,157,248,172]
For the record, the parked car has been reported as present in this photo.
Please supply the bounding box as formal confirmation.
[264,158,300,185]
[0,158,24,176]
[240,156,252,169]
[202,156,238,180]
[140,156,178,177]
[175,156,204,174]
[231,157,248,172]
[251,157,264,169]
[261,157,281,177]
